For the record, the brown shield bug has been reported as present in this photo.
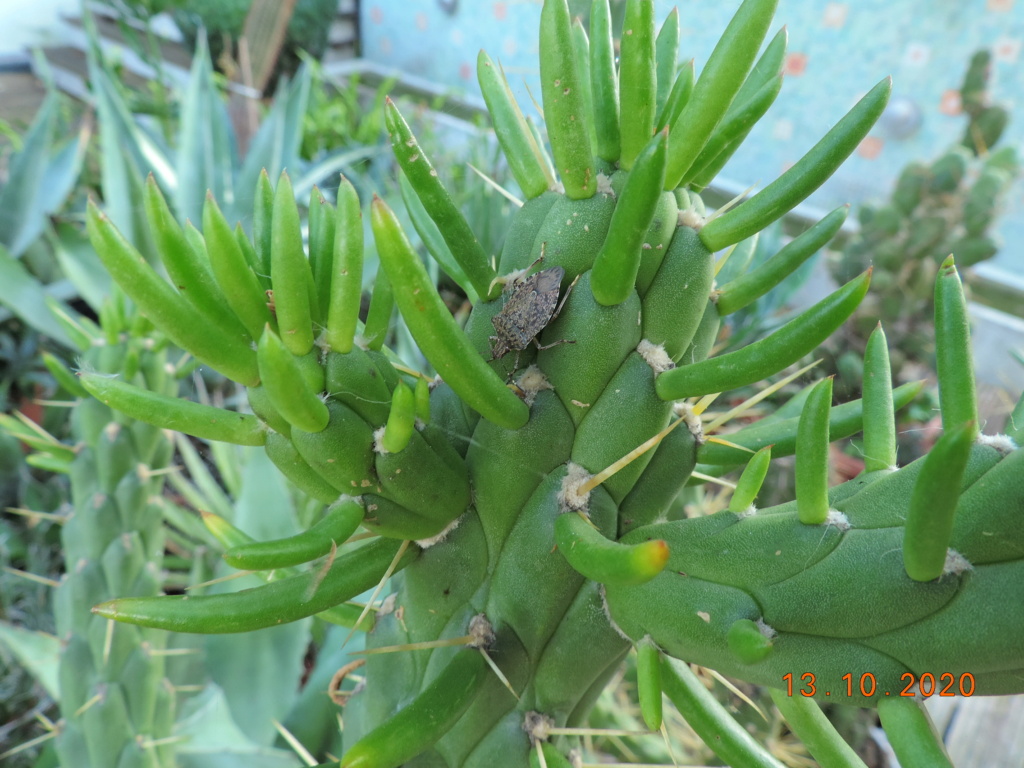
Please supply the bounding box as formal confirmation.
[488,253,578,372]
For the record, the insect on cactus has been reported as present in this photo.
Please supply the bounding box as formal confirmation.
[488,257,577,370]
[78,0,1024,766]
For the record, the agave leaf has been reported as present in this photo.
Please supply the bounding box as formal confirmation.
[0,245,74,346]
[174,685,304,768]
[0,90,87,257]
[0,621,61,699]
[237,64,313,219]
[49,222,113,314]
[203,448,310,744]
[176,35,239,226]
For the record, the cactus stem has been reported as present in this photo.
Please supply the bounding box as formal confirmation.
[577,416,686,496]
[343,539,413,649]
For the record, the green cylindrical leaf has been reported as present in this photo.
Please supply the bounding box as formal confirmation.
[716,205,848,316]
[728,445,772,513]
[271,172,315,355]
[589,0,620,162]
[364,267,394,351]
[769,689,869,768]
[539,0,597,198]
[934,256,979,440]
[727,618,773,664]
[371,197,529,430]
[654,8,680,120]
[326,175,364,354]
[257,326,329,433]
[664,0,779,188]
[636,638,663,731]
[86,201,259,386]
[382,381,416,454]
[80,372,266,446]
[657,271,870,399]
[618,0,657,170]
[572,18,598,158]
[903,421,974,582]
[555,511,669,585]
[143,176,249,339]
[203,192,274,340]
[253,168,275,286]
[340,648,487,768]
[224,499,365,570]
[796,378,833,525]
[655,58,694,132]
[385,99,498,299]
[877,698,955,768]
[414,377,432,425]
[591,130,668,305]
[862,323,897,472]
[699,78,891,250]
[94,538,416,633]
[477,50,552,200]
[661,656,786,767]
[308,186,336,325]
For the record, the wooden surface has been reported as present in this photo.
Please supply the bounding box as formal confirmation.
[0,70,47,133]
[926,695,1024,767]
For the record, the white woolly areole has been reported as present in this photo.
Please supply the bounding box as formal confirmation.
[679,208,706,229]
[944,549,973,576]
[637,339,674,374]
[568,748,583,768]
[673,401,705,442]
[596,173,615,196]
[558,463,592,512]
[372,426,389,455]
[978,433,1018,455]
[415,514,463,549]
[523,711,554,744]
[824,509,851,531]
[756,618,777,639]
[468,613,496,649]
[515,365,553,406]
[378,592,398,617]
[738,504,758,518]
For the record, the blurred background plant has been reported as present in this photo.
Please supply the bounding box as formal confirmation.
[825,50,1019,402]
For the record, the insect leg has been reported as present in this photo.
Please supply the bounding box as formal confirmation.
[550,273,581,322]
[533,338,576,351]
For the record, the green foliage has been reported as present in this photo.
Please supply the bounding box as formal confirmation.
[14,1,1022,767]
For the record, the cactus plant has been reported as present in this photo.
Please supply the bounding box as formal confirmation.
[827,49,1019,396]
[37,304,180,768]
[79,1,1023,766]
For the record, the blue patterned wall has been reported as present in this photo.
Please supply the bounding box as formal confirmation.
[361,0,1024,278]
